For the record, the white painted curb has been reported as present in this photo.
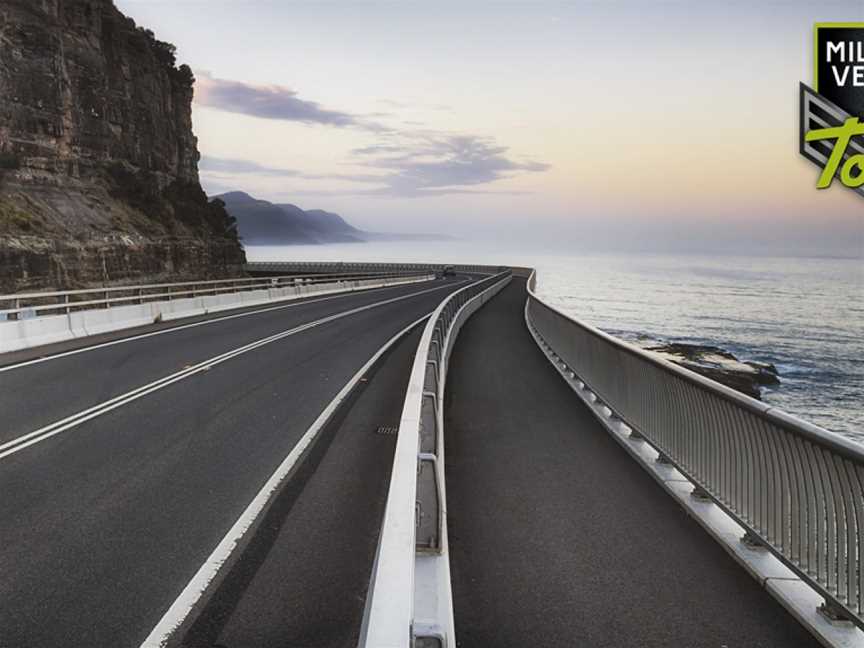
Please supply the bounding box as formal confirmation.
[139,313,434,648]
[360,272,511,648]
[0,281,456,462]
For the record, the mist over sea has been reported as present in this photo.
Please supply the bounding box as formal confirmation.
[249,242,863,443]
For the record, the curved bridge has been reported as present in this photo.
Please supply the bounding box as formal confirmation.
[0,263,860,648]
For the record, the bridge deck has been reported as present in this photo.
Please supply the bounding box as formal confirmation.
[204,328,418,648]
[444,278,820,647]
[0,279,460,648]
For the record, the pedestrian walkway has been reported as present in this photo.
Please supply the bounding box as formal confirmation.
[444,278,819,648]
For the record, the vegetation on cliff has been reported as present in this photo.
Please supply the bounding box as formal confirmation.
[0,0,245,292]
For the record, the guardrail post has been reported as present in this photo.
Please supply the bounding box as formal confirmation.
[819,599,856,625]
[2,268,447,331]
[740,530,765,550]
[656,452,673,465]
[525,267,864,632]
[691,485,712,501]
[359,271,511,647]
[416,454,441,553]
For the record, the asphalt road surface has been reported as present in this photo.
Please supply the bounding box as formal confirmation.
[443,278,820,648]
[0,276,467,648]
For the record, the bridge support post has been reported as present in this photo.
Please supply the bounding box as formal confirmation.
[740,530,765,550]
[818,599,855,625]
[691,485,712,501]
[414,635,444,648]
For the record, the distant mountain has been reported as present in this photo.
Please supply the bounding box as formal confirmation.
[215,192,364,245]
[214,191,451,245]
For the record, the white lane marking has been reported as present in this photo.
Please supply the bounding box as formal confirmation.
[138,313,431,648]
[0,281,467,461]
[0,279,434,374]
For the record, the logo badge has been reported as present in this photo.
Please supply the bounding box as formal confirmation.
[800,23,864,194]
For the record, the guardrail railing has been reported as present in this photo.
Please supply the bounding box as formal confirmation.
[359,270,512,648]
[525,270,864,629]
[246,261,507,276]
[0,271,427,320]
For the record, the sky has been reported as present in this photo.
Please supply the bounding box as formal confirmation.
[115,0,864,257]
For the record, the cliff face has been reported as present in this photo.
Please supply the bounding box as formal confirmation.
[0,0,245,292]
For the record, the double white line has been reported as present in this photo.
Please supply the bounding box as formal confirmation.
[0,280,465,462]
[0,278,430,375]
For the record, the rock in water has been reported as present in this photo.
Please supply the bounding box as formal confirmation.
[0,0,246,292]
[642,342,780,400]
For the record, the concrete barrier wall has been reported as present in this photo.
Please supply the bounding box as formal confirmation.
[0,274,433,354]
[245,261,506,276]
[360,271,512,648]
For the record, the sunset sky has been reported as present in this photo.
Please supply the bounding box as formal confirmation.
[115,0,863,256]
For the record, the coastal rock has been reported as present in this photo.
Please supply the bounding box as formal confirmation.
[641,342,780,400]
[0,0,245,292]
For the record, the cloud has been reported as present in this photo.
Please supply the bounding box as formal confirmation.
[199,156,301,177]
[349,145,406,156]
[375,99,452,112]
[199,155,386,187]
[193,75,548,197]
[194,72,386,131]
[201,133,549,198]
[284,186,532,198]
[348,132,550,196]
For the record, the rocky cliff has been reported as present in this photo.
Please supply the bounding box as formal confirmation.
[0,0,245,292]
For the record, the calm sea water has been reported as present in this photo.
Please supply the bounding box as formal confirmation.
[249,243,863,443]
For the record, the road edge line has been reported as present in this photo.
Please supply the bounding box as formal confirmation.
[0,280,466,460]
[0,278,432,374]
[138,312,433,648]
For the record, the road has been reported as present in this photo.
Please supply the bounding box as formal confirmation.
[443,278,821,648]
[0,276,468,648]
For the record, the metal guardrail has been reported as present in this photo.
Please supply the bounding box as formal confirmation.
[0,271,428,320]
[525,270,864,629]
[359,270,512,648]
[245,261,506,276]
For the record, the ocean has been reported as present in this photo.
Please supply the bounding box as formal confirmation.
[248,243,863,443]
